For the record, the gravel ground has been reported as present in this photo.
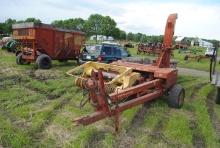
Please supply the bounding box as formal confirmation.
[177,67,209,78]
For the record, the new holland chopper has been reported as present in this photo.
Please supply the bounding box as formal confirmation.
[67,13,185,132]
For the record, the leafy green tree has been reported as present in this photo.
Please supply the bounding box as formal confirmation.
[71,18,85,31]
[0,23,4,34]
[85,14,103,42]
[51,14,120,41]
[3,18,16,34]
[140,34,147,42]
[51,20,63,27]
[51,18,85,31]
[127,32,134,41]
[101,16,116,37]
[25,18,41,23]
[134,33,143,42]
[112,27,120,40]
[16,20,25,23]
[119,30,126,40]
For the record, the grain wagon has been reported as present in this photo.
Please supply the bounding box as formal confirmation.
[12,23,85,69]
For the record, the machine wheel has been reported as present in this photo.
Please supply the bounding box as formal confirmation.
[36,54,52,69]
[216,87,220,104]
[16,53,24,65]
[167,85,185,108]
[16,53,30,65]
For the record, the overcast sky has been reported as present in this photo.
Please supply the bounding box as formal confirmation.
[1,0,220,40]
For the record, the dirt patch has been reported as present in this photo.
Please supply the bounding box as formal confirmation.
[189,119,206,148]
[148,110,176,146]
[0,66,26,88]
[44,124,73,147]
[47,94,60,100]
[206,90,220,141]
[27,69,61,81]
[116,103,150,148]
[0,66,19,76]
[31,97,72,143]
[85,131,106,148]
[129,103,150,133]
[190,82,208,99]
[177,67,209,78]
[0,75,21,88]
[189,84,206,147]
[23,81,64,100]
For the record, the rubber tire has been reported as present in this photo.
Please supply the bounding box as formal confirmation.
[16,53,24,65]
[9,41,17,53]
[216,87,220,104]
[36,54,52,69]
[167,85,185,108]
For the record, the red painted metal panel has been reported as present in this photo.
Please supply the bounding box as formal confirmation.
[12,23,85,61]
[35,28,54,57]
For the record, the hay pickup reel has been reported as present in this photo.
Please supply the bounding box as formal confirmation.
[67,14,185,132]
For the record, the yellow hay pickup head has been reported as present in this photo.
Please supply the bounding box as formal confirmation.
[66,61,140,93]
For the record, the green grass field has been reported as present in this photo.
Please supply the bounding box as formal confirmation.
[1,49,220,147]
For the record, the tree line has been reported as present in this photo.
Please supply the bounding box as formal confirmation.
[0,18,41,35]
[0,14,164,43]
[1,14,218,46]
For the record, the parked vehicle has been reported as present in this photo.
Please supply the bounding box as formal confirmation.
[205,47,215,57]
[79,42,130,64]
[12,22,85,69]
[1,37,14,51]
[5,39,18,52]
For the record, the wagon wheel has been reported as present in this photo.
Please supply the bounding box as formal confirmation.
[36,54,52,69]
[16,53,30,65]
[167,84,185,108]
